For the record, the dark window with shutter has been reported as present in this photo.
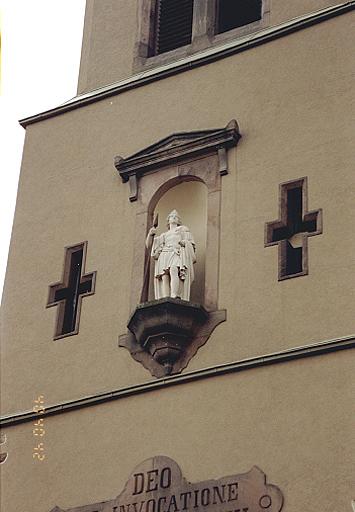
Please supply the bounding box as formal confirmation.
[217,0,262,34]
[153,0,194,55]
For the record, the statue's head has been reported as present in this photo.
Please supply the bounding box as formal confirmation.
[167,209,182,227]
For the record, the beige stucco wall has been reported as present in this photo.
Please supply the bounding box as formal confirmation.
[1,13,354,415]
[77,0,345,94]
[1,5,354,512]
[1,351,354,512]
[77,0,138,94]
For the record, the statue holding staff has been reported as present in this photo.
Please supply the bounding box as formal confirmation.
[145,210,196,301]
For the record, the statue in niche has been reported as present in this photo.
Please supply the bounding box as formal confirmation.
[146,210,196,301]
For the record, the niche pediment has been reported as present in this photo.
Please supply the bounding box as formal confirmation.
[115,120,241,201]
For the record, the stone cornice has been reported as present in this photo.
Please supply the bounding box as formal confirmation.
[1,334,354,427]
[114,120,241,201]
[19,2,355,128]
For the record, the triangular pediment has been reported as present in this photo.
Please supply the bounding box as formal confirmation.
[114,120,241,201]
[115,120,240,177]
[129,128,221,159]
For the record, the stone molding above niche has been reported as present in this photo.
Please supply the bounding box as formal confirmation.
[115,121,241,377]
[115,119,241,202]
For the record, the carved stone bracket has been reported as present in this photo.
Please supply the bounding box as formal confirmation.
[119,302,226,378]
[115,120,241,201]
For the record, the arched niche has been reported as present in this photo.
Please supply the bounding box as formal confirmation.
[134,153,223,313]
[115,121,241,313]
[148,179,207,304]
[116,122,241,377]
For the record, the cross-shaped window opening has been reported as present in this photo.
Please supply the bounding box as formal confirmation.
[265,178,322,280]
[47,242,96,339]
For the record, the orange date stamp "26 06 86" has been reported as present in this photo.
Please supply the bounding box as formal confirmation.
[32,395,45,461]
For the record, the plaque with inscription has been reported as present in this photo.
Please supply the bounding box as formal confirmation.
[51,456,283,512]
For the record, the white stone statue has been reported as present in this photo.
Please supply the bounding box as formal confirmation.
[146,210,196,301]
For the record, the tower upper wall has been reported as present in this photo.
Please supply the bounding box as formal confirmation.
[77,0,343,94]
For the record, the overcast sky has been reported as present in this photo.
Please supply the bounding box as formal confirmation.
[0,0,86,298]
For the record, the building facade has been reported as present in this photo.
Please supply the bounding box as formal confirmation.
[1,1,354,511]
